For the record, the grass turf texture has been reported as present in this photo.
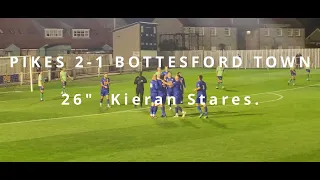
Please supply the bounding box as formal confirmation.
[0,68,319,162]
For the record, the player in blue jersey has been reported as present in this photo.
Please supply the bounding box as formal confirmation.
[177,72,186,104]
[100,73,111,107]
[157,74,169,117]
[161,66,169,78]
[194,75,208,118]
[172,75,186,118]
[166,72,175,110]
[150,74,159,118]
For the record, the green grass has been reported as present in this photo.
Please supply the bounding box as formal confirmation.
[0,68,320,162]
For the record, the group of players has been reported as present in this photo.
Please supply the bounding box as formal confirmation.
[148,66,210,119]
[99,63,312,119]
[37,68,72,101]
[99,66,211,119]
[150,67,187,118]
[288,64,311,86]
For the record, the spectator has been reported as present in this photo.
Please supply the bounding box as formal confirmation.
[295,53,302,69]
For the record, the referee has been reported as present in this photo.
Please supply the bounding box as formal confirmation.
[134,71,147,107]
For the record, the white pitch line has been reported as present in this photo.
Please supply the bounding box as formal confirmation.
[0,83,319,126]
[259,92,284,104]
[242,83,320,96]
[0,91,22,102]
[0,107,149,126]
[213,92,284,107]
[0,91,22,94]
[213,83,320,101]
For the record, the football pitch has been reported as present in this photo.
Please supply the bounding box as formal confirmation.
[0,68,320,162]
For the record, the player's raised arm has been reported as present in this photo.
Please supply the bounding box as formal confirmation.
[158,74,167,85]
[172,80,178,88]
[166,80,173,87]
[160,79,171,86]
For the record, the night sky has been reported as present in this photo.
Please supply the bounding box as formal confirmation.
[297,18,320,34]
[124,18,153,23]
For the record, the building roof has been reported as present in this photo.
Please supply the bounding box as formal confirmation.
[177,18,194,26]
[56,18,114,48]
[178,18,233,27]
[35,19,65,29]
[113,21,157,32]
[123,18,153,24]
[306,28,320,40]
[175,18,304,28]
[0,18,45,49]
[0,18,116,50]
[304,26,319,38]
[95,18,128,29]
[58,18,100,29]
[265,18,304,28]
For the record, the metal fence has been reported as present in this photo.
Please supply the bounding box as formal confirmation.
[159,49,320,69]
[0,53,141,85]
[1,49,319,85]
